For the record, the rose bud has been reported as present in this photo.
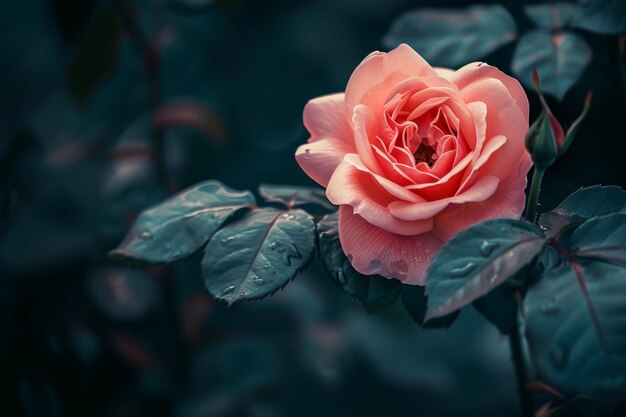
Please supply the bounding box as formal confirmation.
[525,69,592,171]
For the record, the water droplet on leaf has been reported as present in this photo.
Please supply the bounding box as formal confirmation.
[450,262,476,277]
[221,285,236,296]
[480,240,500,256]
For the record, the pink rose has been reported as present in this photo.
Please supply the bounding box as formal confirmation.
[296,44,531,285]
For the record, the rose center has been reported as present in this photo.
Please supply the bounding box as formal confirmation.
[413,142,437,167]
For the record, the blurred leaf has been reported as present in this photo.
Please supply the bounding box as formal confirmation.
[110,180,255,264]
[89,265,159,321]
[401,285,459,329]
[50,0,96,42]
[573,0,626,35]
[19,376,60,417]
[425,219,546,321]
[525,3,579,30]
[571,213,626,266]
[512,30,592,100]
[525,259,626,394]
[259,183,333,210]
[317,212,400,311]
[539,186,626,237]
[543,395,613,417]
[382,4,517,67]
[66,8,120,105]
[202,208,315,304]
[152,101,227,146]
[165,0,218,13]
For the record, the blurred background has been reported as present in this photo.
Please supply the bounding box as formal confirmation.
[1,0,625,416]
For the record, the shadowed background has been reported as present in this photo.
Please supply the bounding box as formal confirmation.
[1,0,625,416]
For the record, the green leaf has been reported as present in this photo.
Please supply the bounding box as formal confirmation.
[525,260,626,394]
[202,208,315,304]
[539,186,626,236]
[401,285,459,329]
[512,30,591,100]
[572,213,626,267]
[382,5,517,68]
[317,212,400,311]
[573,0,626,35]
[66,9,120,105]
[259,183,334,210]
[425,219,546,321]
[110,180,255,264]
[525,3,579,30]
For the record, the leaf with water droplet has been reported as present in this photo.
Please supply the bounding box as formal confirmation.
[202,208,315,304]
[259,184,334,210]
[425,219,546,322]
[317,212,400,311]
[525,260,626,394]
[539,186,626,238]
[110,180,256,265]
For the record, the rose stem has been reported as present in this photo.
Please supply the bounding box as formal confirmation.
[524,166,544,223]
[509,314,533,417]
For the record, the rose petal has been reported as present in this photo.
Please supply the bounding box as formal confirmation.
[327,157,432,235]
[432,156,531,241]
[303,93,352,140]
[295,138,355,187]
[345,44,438,116]
[389,175,500,221]
[338,206,443,285]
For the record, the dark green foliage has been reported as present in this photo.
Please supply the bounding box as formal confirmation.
[573,0,626,34]
[259,183,333,210]
[317,212,401,312]
[382,5,517,67]
[512,30,591,100]
[66,9,120,104]
[110,180,255,264]
[401,285,459,329]
[425,219,546,321]
[202,208,315,304]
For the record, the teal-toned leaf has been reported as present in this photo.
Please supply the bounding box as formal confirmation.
[472,267,532,335]
[539,186,626,236]
[525,260,626,394]
[110,180,255,264]
[512,30,592,100]
[573,0,626,35]
[401,285,459,329]
[425,219,546,321]
[525,3,579,30]
[572,213,626,267]
[317,212,400,311]
[259,183,334,210]
[382,5,517,67]
[202,208,315,304]
[66,9,120,105]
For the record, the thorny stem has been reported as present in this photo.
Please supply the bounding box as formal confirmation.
[524,166,544,223]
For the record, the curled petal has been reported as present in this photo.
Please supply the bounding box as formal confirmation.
[303,93,352,140]
[338,206,443,285]
[295,138,355,187]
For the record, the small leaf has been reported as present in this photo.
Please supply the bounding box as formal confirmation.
[317,212,400,311]
[259,184,334,210]
[425,219,546,321]
[512,30,592,100]
[573,0,626,35]
[401,285,459,329]
[66,9,121,105]
[572,213,626,267]
[525,3,579,30]
[110,180,255,264]
[382,5,517,67]
[539,186,626,236]
[525,260,626,394]
[202,208,315,304]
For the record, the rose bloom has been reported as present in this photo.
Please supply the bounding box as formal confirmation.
[295,44,531,285]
